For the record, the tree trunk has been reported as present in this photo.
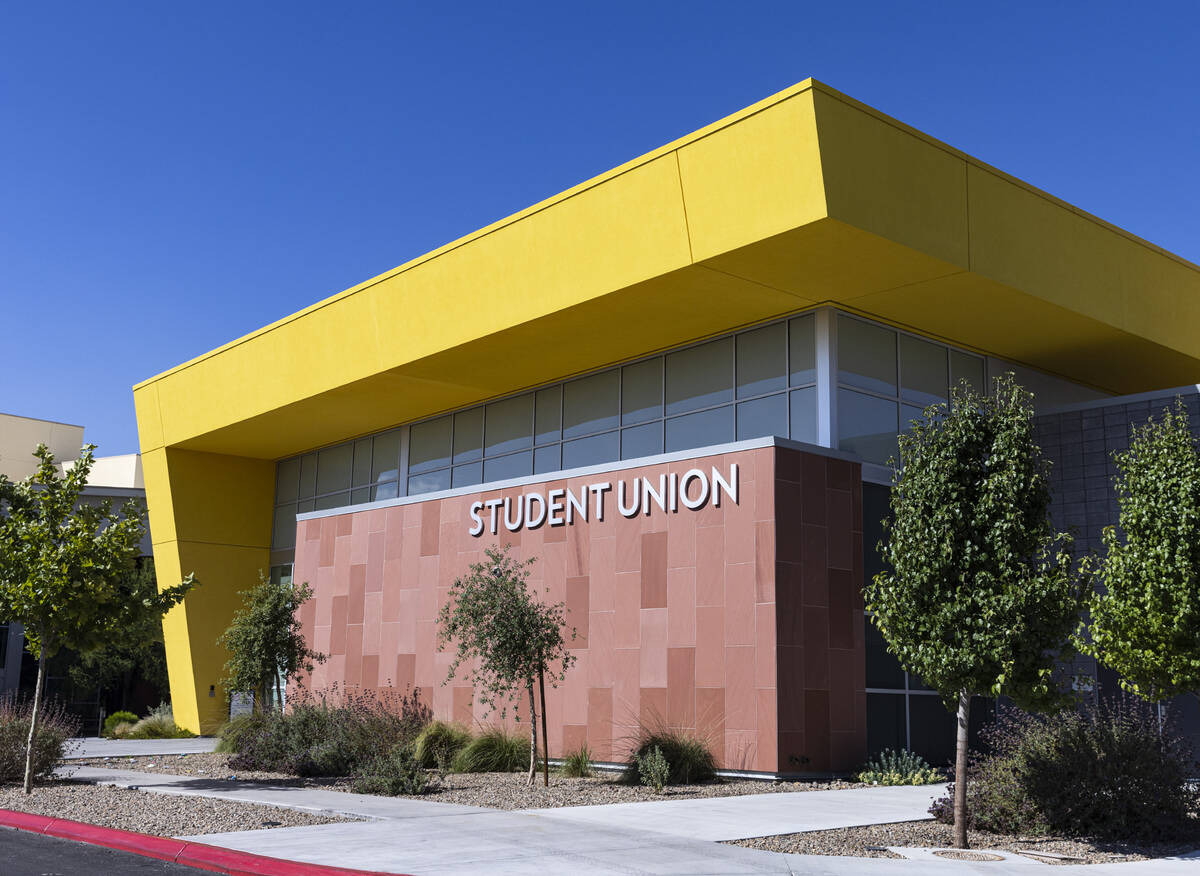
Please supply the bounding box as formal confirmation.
[952,689,971,849]
[526,683,538,787]
[539,662,549,787]
[23,649,47,795]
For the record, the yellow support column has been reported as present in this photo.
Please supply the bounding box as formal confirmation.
[141,445,275,734]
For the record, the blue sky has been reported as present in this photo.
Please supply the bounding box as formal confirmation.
[2,2,1198,456]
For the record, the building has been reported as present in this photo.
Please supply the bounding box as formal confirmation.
[0,413,151,697]
[133,80,1200,771]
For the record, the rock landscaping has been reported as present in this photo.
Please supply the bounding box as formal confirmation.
[730,820,1200,864]
[72,752,877,809]
[0,780,352,837]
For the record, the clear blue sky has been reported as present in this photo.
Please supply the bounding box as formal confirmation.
[3,2,1198,456]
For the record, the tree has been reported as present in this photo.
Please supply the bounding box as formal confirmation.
[865,375,1085,848]
[68,560,171,709]
[436,545,576,786]
[0,445,195,793]
[1084,399,1200,706]
[218,572,325,711]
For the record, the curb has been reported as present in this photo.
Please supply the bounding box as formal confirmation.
[0,808,405,876]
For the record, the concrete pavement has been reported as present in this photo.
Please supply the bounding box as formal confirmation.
[65,736,219,758]
[55,765,1200,874]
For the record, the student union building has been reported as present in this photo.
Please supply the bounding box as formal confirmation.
[135,80,1200,772]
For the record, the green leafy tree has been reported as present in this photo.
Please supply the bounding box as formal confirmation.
[436,545,576,786]
[1084,399,1200,706]
[218,572,325,711]
[0,445,195,793]
[67,560,171,708]
[866,376,1085,848]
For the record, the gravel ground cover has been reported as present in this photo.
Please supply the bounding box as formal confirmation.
[0,780,352,837]
[730,820,1200,865]
[72,753,885,809]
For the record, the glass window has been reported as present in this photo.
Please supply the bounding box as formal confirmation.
[865,621,906,689]
[665,337,733,415]
[838,316,897,395]
[562,431,619,469]
[563,371,619,438]
[272,504,298,550]
[371,430,401,484]
[484,451,532,482]
[314,491,350,511]
[665,406,734,452]
[736,323,786,398]
[352,439,372,486]
[866,693,907,758]
[316,444,353,496]
[409,417,451,474]
[838,389,899,464]
[901,403,924,435]
[900,334,948,407]
[950,350,985,395]
[452,462,482,488]
[276,458,300,503]
[408,469,450,495]
[372,481,399,501]
[789,314,817,386]
[909,695,956,766]
[453,408,483,464]
[736,394,787,440]
[351,487,370,505]
[789,387,818,444]
[621,358,662,425]
[298,453,317,498]
[297,498,315,513]
[485,395,533,456]
[621,422,662,459]
[534,444,560,475]
[534,386,561,445]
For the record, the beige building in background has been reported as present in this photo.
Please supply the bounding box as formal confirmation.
[0,413,149,694]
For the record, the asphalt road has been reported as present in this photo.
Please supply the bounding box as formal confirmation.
[0,830,209,876]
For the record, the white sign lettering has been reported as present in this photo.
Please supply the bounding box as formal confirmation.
[467,464,738,537]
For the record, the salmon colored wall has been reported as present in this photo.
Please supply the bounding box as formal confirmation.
[292,444,865,774]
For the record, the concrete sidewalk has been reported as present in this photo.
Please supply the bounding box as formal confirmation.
[59,766,1200,874]
[66,737,219,759]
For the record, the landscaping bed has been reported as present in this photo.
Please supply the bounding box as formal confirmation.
[729,819,1200,865]
[73,752,883,809]
[0,780,352,837]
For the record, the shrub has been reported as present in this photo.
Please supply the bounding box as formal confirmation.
[930,699,1199,842]
[121,703,197,739]
[351,744,437,796]
[561,745,593,778]
[856,748,944,786]
[453,727,524,773]
[0,693,81,783]
[622,725,716,786]
[102,711,139,739]
[413,721,472,770]
[223,685,432,777]
[636,745,669,793]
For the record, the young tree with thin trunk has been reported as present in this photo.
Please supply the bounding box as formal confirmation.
[1084,399,1200,708]
[866,376,1085,848]
[218,572,325,711]
[436,545,576,786]
[0,445,195,793]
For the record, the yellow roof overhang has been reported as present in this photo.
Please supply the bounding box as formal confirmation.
[135,80,1200,460]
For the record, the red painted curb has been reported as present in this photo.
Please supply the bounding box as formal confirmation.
[0,808,405,876]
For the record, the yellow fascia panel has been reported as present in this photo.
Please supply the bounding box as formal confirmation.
[967,164,1200,360]
[159,448,275,546]
[678,88,827,261]
[133,383,165,453]
[140,447,177,546]
[148,154,693,452]
[813,88,970,268]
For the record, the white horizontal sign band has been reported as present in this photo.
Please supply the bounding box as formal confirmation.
[467,464,739,536]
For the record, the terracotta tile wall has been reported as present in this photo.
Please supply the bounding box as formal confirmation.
[292,444,866,774]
